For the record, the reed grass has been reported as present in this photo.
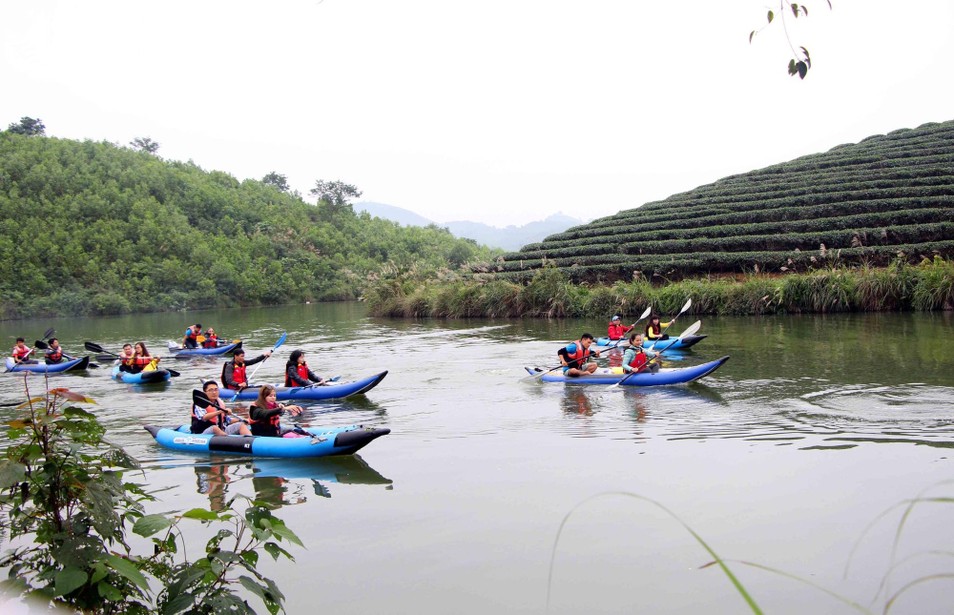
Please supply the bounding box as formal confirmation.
[365,259,954,318]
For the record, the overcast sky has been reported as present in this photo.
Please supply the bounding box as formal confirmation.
[3,1,952,226]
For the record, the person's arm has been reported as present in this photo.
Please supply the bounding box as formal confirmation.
[306,367,323,383]
[245,353,270,366]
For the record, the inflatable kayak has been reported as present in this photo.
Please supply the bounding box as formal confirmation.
[169,341,242,357]
[112,364,172,384]
[596,334,707,351]
[4,356,90,373]
[143,424,391,458]
[226,371,388,401]
[525,356,729,386]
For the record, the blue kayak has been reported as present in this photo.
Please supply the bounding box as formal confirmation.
[5,356,90,373]
[170,341,243,357]
[112,364,172,384]
[143,424,391,458]
[524,356,729,386]
[226,371,388,401]
[595,334,707,351]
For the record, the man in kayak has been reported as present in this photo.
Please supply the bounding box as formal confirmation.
[222,347,272,391]
[284,349,327,386]
[10,338,36,365]
[191,380,252,436]
[622,333,659,374]
[558,334,601,377]
[182,323,202,349]
[44,338,75,364]
[607,315,633,341]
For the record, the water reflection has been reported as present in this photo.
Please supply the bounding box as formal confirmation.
[562,388,594,416]
[190,455,392,510]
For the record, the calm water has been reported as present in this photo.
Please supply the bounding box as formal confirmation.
[2,305,954,614]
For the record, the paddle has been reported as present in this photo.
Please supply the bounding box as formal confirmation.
[41,327,55,341]
[608,319,702,390]
[229,332,287,402]
[83,342,180,377]
[648,298,692,343]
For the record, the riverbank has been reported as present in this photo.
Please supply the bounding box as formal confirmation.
[365,256,954,318]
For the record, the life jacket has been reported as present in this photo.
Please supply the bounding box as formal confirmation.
[565,341,590,368]
[222,361,247,390]
[185,328,198,343]
[190,402,223,434]
[46,347,63,362]
[628,349,649,372]
[121,353,135,367]
[645,323,664,339]
[607,323,629,340]
[12,345,31,361]
[285,363,311,387]
[133,356,152,367]
[202,334,218,348]
[250,402,282,437]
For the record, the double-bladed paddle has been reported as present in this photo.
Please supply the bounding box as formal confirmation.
[228,332,287,402]
[84,342,180,377]
[607,319,702,390]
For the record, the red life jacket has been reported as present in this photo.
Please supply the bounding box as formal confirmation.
[628,350,649,372]
[202,334,218,348]
[133,356,152,367]
[565,341,590,367]
[224,362,247,389]
[12,345,31,361]
[645,323,664,339]
[47,347,63,362]
[285,363,311,386]
[185,329,198,342]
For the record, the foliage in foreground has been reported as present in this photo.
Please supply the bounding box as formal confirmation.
[365,256,954,318]
[0,381,300,613]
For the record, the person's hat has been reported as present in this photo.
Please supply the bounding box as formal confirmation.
[612,315,620,321]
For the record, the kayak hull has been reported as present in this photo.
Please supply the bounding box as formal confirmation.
[112,364,172,384]
[171,341,243,357]
[596,334,707,351]
[5,356,90,373]
[226,371,388,401]
[144,424,391,458]
[525,356,729,386]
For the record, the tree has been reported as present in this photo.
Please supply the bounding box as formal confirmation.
[129,136,160,154]
[309,179,362,218]
[262,171,290,192]
[749,1,832,79]
[6,116,45,136]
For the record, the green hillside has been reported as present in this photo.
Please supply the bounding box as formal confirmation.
[0,134,495,319]
[495,120,954,282]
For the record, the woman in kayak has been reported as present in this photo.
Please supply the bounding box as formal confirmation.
[191,380,252,436]
[622,333,659,374]
[132,341,160,372]
[249,385,304,437]
[202,327,219,348]
[645,314,674,340]
[284,350,326,387]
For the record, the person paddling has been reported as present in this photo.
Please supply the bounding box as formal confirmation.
[645,314,674,340]
[558,333,601,377]
[284,350,326,387]
[44,338,75,364]
[222,347,272,391]
[182,323,202,349]
[249,385,304,437]
[607,315,633,341]
[11,338,37,365]
[622,333,659,374]
[202,328,219,348]
[191,381,252,436]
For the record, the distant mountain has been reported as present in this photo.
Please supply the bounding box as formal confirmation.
[355,201,584,250]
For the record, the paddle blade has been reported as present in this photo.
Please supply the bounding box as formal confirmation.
[678,298,692,316]
[84,341,105,353]
[273,332,288,351]
[34,340,48,349]
[192,389,213,408]
[637,306,652,321]
[166,368,181,378]
[42,328,55,340]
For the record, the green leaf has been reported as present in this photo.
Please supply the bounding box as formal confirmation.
[268,522,303,547]
[54,567,88,596]
[766,10,774,23]
[749,30,756,44]
[240,549,259,567]
[133,513,174,537]
[105,554,150,592]
[182,507,220,521]
[262,541,292,561]
[98,580,123,601]
[0,460,26,489]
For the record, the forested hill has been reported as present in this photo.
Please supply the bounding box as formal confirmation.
[0,134,495,319]
[494,120,954,282]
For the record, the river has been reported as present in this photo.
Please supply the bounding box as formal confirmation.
[2,305,953,614]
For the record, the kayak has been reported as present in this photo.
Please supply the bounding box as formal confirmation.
[226,371,388,401]
[595,334,707,351]
[143,424,391,458]
[524,356,729,386]
[112,364,172,384]
[169,341,243,357]
[4,356,90,373]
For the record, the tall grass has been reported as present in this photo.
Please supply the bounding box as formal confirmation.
[364,259,954,318]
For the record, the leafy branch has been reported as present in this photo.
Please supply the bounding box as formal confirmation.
[749,1,833,79]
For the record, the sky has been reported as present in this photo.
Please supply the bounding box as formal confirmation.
[2,1,953,227]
